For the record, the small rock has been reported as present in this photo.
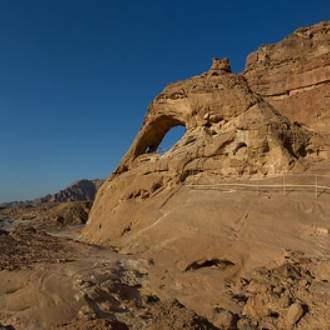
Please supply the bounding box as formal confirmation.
[77,304,96,321]
[0,229,9,236]
[237,317,257,330]
[213,309,234,328]
[287,303,304,325]
[0,325,15,330]
[209,114,223,123]
[246,280,268,294]
[278,294,291,308]
[299,279,308,287]
[272,286,284,295]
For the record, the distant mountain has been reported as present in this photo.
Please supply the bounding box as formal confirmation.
[0,179,104,208]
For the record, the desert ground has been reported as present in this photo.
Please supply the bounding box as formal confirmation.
[0,176,330,329]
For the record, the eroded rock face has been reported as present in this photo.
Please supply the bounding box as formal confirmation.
[244,21,330,133]
[117,61,309,177]
[243,21,330,162]
[84,22,329,253]
[84,59,316,246]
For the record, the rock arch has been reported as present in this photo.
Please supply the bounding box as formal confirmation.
[132,115,186,158]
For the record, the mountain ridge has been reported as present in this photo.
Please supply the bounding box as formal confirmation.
[0,178,103,208]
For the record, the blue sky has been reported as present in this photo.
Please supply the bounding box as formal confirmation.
[0,0,329,202]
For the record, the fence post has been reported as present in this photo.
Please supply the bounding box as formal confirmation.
[315,175,318,200]
[257,181,259,196]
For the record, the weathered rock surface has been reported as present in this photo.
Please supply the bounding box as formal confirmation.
[230,252,330,329]
[80,22,330,329]
[244,21,330,162]
[84,23,330,247]
[244,21,330,133]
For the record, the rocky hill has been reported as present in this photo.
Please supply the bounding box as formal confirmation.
[1,179,103,208]
[40,179,104,203]
[0,179,104,231]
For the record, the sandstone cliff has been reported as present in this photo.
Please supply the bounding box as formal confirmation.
[84,22,330,247]
[244,21,330,161]
[81,22,330,327]
[244,21,330,133]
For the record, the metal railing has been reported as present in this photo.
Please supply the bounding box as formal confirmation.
[183,174,330,199]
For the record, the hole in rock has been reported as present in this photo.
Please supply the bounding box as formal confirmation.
[185,258,235,272]
[269,312,280,318]
[157,125,186,153]
[134,116,186,157]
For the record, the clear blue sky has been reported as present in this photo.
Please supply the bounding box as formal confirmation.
[0,0,329,202]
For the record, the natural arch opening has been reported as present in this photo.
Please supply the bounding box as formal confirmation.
[157,125,186,153]
[133,116,186,158]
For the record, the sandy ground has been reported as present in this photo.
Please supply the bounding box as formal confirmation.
[0,223,217,330]
[0,188,330,329]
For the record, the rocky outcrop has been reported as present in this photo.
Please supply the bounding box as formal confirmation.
[86,22,330,248]
[83,28,330,328]
[116,58,310,177]
[85,52,316,245]
[244,21,330,133]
